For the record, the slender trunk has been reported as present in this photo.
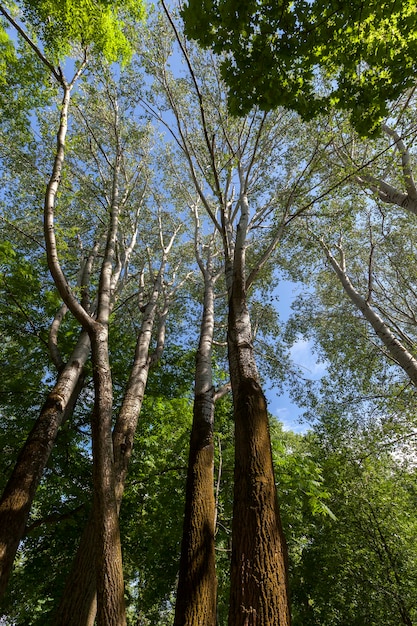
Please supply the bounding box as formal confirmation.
[54,298,161,625]
[227,280,290,626]
[0,332,89,599]
[90,324,126,626]
[174,276,217,626]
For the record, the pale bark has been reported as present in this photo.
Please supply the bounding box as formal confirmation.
[321,241,417,386]
[0,331,89,599]
[356,173,417,216]
[42,77,126,624]
[356,124,417,216]
[43,91,93,328]
[48,303,68,371]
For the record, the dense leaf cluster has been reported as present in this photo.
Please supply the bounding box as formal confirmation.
[182,0,417,135]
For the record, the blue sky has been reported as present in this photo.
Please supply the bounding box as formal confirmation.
[264,280,327,433]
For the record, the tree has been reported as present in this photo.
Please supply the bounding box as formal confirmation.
[278,96,417,400]
[0,2,145,614]
[54,206,187,626]
[174,212,227,626]
[181,0,417,135]
[4,3,417,624]
[290,418,417,626]
[139,8,332,622]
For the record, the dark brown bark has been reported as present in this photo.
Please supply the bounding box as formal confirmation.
[53,468,125,626]
[90,325,126,626]
[53,512,97,626]
[227,285,291,626]
[174,252,218,626]
[228,377,290,626]
[53,292,164,625]
[174,391,217,626]
[0,335,88,599]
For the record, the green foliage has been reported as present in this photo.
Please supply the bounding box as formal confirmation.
[0,26,15,81]
[119,393,193,624]
[0,422,93,625]
[0,31,53,133]
[290,423,417,626]
[2,5,417,624]
[182,0,417,135]
[9,0,145,62]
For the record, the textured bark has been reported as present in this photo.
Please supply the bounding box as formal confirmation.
[0,332,89,599]
[90,325,126,626]
[37,57,126,624]
[174,272,217,626]
[52,511,97,626]
[54,293,162,625]
[227,281,291,626]
[174,392,217,626]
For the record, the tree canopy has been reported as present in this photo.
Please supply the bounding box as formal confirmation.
[182,0,417,135]
[0,0,145,63]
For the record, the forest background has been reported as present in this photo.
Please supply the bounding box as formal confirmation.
[1,1,417,625]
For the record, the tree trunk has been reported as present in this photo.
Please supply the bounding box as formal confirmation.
[0,331,89,599]
[90,324,126,626]
[39,68,126,624]
[53,511,98,626]
[174,275,217,626]
[227,281,291,626]
[322,241,417,386]
[174,391,217,626]
[54,294,162,625]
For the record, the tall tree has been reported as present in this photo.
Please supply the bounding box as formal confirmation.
[280,101,417,397]
[0,2,145,614]
[139,8,330,623]
[290,418,417,626]
[174,212,225,626]
[54,211,188,626]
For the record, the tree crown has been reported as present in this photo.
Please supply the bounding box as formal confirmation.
[182,0,417,135]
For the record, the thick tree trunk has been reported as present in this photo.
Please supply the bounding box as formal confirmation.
[53,511,97,626]
[0,332,89,599]
[90,325,126,626]
[54,295,161,625]
[174,392,217,626]
[174,275,217,626]
[227,282,291,626]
